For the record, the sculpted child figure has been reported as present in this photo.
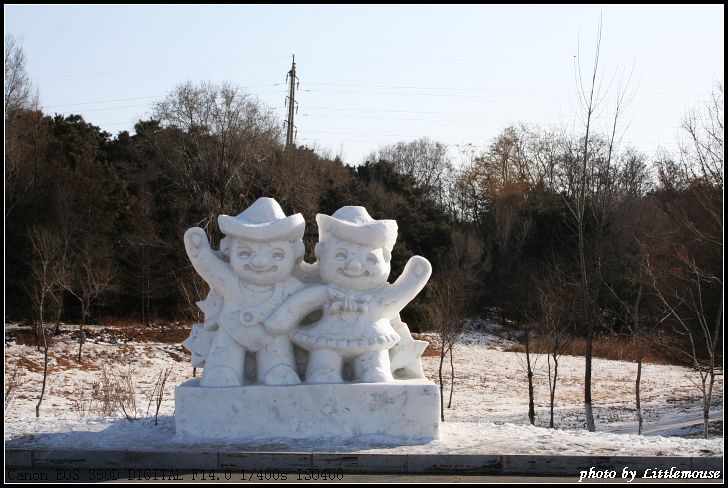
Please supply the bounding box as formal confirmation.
[183,197,306,387]
[264,206,432,384]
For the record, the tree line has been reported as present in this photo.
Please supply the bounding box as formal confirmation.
[4,35,723,434]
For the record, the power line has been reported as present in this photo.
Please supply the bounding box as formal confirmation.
[296,54,719,66]
[41,84,708,111]
[43,90,287,113]
[300,82,712,96]
[42,87,712,109]
[301,88,710,103]
[47,103,151,113]
[300,113,679,129]
[299,136,682,147]
[32,53,547,80]
[44,95,162,108]
[303,106,685,121]
[302,130,683,139]
[31,56,291,80]
[43,84,281,108]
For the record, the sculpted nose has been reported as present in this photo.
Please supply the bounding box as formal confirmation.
[252,254,271,269]
[345,258,363,273]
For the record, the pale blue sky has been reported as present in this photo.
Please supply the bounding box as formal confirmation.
[5,5,724,165]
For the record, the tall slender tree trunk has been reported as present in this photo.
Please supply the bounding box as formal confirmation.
[576,23,600,433]
[702,375,710,439]
[53,300,63,335]
[142,245,150,327]
[438,346,446,422]
[35,302,49,418]
[702,294,723,439]
[584,322,595,431]
[635,336,643,435]
[549,353,559,429]
[632,279,644,434]
[34,319,43,352]
[36,334,49,418]
[577,171,596,432]
[702,367,716,439]
[447,345,455,408]
[524,324,536,426]
[580,224,595,431]
[78,301,87,362]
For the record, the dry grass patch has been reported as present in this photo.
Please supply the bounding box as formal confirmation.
[502,335,678,365]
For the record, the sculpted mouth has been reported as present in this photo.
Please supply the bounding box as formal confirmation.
[337,268,371,279]
[244,264,278,274]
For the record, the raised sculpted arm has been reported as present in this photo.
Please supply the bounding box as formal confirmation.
[264,284,328,335]
[380,256,432,318]
[184,227,237,292]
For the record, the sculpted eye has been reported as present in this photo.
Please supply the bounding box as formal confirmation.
[366,254,379,265]
[271,249,286,261]
[238,247,253,259]
[335,249,348,261]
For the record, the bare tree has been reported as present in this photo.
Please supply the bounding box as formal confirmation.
[152,80,282,229]
[562,16,634,431]
[146,368,172,426]
[601,194,666,435]
[646,83,723,439]
[602,247,650,435]
[522,321,538,426]
[570,24,601,433]
[449,150,487,225]
[27,226,66,418]
[4,360,25,411]
[4,33,37,116]
[368,137,453,206]
[427,231,483,421]
[429,274,464,422]
[534,267,574,428]
[67,241,116,361]
[646,251,721,439]
[4,57,45,223]
[121,180,171,328]
[51,180,116,360]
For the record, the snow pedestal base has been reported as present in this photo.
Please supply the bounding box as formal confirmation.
[175,378,440,441]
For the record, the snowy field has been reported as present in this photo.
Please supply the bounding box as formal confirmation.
[4,320,723,456]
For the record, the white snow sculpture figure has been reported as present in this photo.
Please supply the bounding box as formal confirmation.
[182,289,223,368]
[389,315,428,379]
[183,197,306,387]
[264,206,432,384]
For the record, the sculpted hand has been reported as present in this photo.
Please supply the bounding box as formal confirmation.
[263,317,290,336]
[408,256,432,279]
[184,227,209,258]
[239,324,271,352]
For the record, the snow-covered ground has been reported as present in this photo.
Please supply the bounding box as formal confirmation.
[421,320,724,438]
[3,320,723,456]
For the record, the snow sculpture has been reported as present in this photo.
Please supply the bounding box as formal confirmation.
[182,197,306,386]
[265,206,432,384]
[176,200,439,440]
[389,315,429,379]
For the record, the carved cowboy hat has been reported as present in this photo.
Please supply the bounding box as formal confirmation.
[218,197,304,242]
[316,206,397,250]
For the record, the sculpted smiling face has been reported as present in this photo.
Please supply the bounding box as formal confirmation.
[317,236,391,291]
[230,238,297,286]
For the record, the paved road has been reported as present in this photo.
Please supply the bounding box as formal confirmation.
[5,469,723,484]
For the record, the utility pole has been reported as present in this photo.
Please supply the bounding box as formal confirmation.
[285,54,298,151]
